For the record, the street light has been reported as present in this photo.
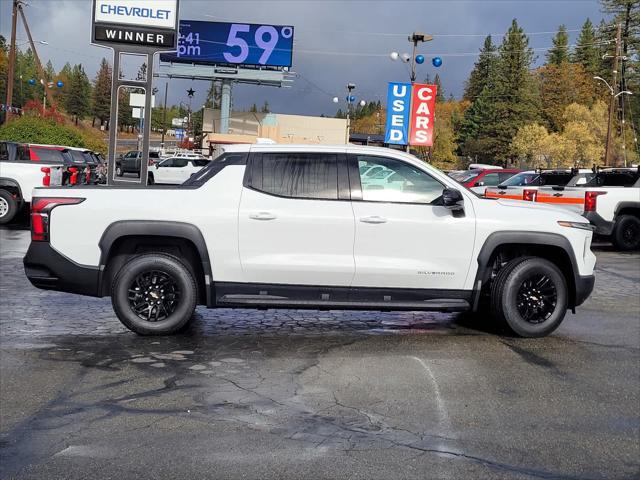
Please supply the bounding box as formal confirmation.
[390,32,433,83]
[332,83,368,143]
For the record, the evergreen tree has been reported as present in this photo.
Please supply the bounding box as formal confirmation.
[91,58,112,127]
[547,25,569,65]
[462,19,541,162]
[463,35,498,101]
[66,64,91,125]
[205,80,222,109]
[136,62,147,81]
[44,60,55,82]
[261,101,270,113]
[572,19,601,75]
[249,103,258,113]
[434,74,445,102]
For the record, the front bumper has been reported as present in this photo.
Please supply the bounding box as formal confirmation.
[574,274,595,307]
[24,241,100,297]
[584,211,614,236]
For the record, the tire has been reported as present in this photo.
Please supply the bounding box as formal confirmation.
[116,165,123,177]
[147,172,155,185]
[612,215,640,251]
[0,190,19,225]
[490,257,568,338]
[111,253,197,335]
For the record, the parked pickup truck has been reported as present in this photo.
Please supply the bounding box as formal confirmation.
[0,141,89,224]
[116,150,161,177]
[484,169,592,201]
[535,167,640,250]
[24,144,596,337]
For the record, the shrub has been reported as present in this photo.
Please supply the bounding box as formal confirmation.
[0,116,86,147]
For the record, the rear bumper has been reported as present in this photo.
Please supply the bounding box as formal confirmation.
[24,241,100,297]
[574,274,595,307]
[584,211,614,236]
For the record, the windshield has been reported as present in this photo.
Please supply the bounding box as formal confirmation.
[539,172,575,186]
[499,172,539,187]
[192,159,210,167]
[449,170,480,183]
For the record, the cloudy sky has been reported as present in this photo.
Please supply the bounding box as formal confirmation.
[1,0,608,116]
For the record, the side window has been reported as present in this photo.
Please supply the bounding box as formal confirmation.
[356,156,444,204]
[160,158,175,167]
[0,143,8,161]
[481,173,501,186]
[251,152,339,200]
[174,158,189,168]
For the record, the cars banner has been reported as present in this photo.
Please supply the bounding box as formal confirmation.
[409,83,437,146]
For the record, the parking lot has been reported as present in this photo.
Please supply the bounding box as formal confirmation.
[1,225,638,479]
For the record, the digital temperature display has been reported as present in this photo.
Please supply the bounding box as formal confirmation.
[160,20,294,68]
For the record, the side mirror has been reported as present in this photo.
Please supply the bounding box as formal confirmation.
[442,188,464,210]
[155,163,159,169]
[474,181,484,187]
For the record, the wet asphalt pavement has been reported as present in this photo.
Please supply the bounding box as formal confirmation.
[0,225,639,480]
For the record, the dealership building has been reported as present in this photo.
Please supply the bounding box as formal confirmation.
[201,109,348,152]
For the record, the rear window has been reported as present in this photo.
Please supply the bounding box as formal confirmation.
[539,173,574,186]
[29,147,67,164]
[192,159,209,167]
[182,152,247,186]
[594,171,640,187]
[69,150,87,164]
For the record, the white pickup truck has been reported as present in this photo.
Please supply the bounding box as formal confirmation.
[23,144,596,337]
[535,168,640,250]
[484,169,592,201]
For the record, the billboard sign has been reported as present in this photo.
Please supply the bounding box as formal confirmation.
[409,84,437,146]
[160,20,294,68]
[384,82,411,145]
[92,0,179,49]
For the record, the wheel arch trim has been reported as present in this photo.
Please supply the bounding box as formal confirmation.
[98,220,213,306]
[472,231,581,310]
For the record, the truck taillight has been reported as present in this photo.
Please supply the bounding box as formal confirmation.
[584,191,606,212]
[523,189,537,202]
[68,167,79,185]
[41,167,51,187]
[31,197,84,242]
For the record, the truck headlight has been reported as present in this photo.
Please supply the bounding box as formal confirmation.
[557,221,594,231]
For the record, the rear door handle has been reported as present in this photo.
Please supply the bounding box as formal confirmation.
[249,211,277,221]
[360,216,387,224]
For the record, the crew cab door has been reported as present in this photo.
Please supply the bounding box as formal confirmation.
[349,154,476,290]
[238,151,355,286]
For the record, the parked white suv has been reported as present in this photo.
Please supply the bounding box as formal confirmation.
[148,157,210,185]
[23,145,596,337]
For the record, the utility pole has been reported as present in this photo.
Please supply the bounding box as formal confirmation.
[604,23,622,167]
[4,0,19,124]
[18,2,55,113]
[161,81,168,147]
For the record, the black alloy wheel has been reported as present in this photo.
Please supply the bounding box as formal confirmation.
[127,269,181,322]
[515,273,558,324]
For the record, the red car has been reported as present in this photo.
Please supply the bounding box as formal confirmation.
[449,168,521,193]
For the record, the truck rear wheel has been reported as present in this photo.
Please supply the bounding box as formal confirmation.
[0,190,18,225]
[612,215,640,251]
[490,257,568,338]
[111,253,197,335]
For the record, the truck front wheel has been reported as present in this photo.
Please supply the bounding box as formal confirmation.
[612,215,640,251]
[111,253,197,335]
[490,257,568,338]
[0,190,18,225]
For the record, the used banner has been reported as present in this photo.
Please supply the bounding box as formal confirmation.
[384,82,411,145]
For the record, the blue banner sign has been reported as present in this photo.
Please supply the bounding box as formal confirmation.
[384,82,411,145]
[160,20,294,68]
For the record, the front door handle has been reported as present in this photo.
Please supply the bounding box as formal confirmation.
[249,211,277,221]
[360,215,387,224]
